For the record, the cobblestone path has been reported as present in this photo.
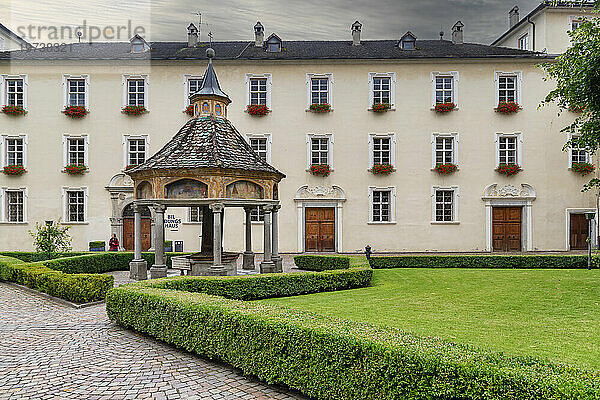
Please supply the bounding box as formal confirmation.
[0,283,305,400]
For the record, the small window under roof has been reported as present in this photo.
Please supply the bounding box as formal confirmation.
[399,31,417,50]
[265,33,282,52]
[130,34,150,53]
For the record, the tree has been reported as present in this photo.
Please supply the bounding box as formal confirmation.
[541,1,600,190]
[29,221,72,258]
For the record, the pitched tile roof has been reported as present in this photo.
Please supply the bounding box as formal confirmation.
[0,39,548,61]
[128,116,284,177]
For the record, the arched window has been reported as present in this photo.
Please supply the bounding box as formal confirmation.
[273,183,279,200]
[226,180,264,199]
[165,179,208,199]
[136,181,153,199]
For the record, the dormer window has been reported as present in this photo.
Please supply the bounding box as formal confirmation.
[399,32,417,50]
[265,33,282,52]
[130,34,149,53]
[132,43,145,53]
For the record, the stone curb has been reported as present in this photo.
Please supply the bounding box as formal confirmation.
[6,282,105,309]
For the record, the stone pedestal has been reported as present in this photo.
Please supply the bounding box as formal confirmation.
[150,266,167,279]
[129,259,148,280]
[242,252,255,270]
[259,205,275,273]
[242,206,255,270]
[260,261,277,274]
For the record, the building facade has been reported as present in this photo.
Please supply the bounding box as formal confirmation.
[0,3,597,253]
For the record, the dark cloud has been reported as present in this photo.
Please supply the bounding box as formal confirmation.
[2,0,542,44]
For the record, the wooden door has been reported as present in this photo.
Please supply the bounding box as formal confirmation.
[492,207,522,252]
[123,218,152,251]
[570,214,589,250]
[305,207,335,252]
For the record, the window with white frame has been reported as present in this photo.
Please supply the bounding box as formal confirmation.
[369,187,395,223]
[571,17,585,31]
[495,72,521,105]
[250,206,264,222]
[570,135,590,166]
[3,189,25,223]
[368,73,396,109]
[62,75,89,108]
[122,75,148,108]
[433,188,457,222]
[431,72,459,107]
[368,133,396,168]
[127,138,146,166]
[184,75,203,106]
[5,78,24,107]
[67,138,86,166]
[189,206,202,223]
[4,137,25,166]
[306,74,333,108]
[431,133,458,169]
[246,134,272,164]
[495,133,522,167]
[518,33,529,50]
[306,134,333,168]
[249,78,267,105]
[65,189,86,223]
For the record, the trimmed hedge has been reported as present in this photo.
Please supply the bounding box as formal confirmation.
[0,251,88,263]
[371,254,589,269]
[107,263,600,400]
[294,255,351,271]
[0,255,113,303]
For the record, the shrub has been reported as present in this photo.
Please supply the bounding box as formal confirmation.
[370,254,589,269]
[29,221,72,258]
[294,255,351,271]
[0,255,113,303]
[89,241,105,248]
[106,264,600,400]
[0,251,88,262]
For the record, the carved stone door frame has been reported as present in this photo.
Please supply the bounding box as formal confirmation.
[482,183,536,252]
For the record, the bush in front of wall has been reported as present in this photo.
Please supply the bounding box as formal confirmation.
[293,255,351,271]
[369,254,589,269]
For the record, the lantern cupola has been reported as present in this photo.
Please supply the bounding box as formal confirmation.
[189,48,231,118]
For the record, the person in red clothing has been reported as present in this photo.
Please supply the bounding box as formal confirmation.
[108,234,119,251]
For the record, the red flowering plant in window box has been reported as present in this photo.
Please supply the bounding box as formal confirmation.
[121,106,148,116]
[369,164,395,175]
[309,164,331,177]
[64,164,88,175]
[495,164,521,176]
[569,105,585,114]
[246,104,270,116]
[2,165,27,175]
[2,105,27,116]
[495,101,521,114]
[371,103,392,113]
[309,103,331,113]
[62,105,88,119]
[571,162,595,176]
[434,102,456,113]
[184,104,195,117]
[125,164,139,171]
[434,163,458,174]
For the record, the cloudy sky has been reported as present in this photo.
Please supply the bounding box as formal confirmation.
[2,0,542,45]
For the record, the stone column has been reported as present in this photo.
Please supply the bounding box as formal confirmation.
[129,202,147,280]
[150,204,167,279]
[242,206,255,270]
[271,204,282,273]
[260,205,276,273]
[209,203,226,276]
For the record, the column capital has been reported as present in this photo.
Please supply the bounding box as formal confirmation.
[272,204,281,212]
[209,203,224,213]
[152,203,166,213]
[243,205,255,213]
[262,204,274,213]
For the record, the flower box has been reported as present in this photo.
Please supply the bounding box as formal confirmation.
[2,165,27,175]
[434,102,456,113]
[62,105,88,119]
[571,162,595,176]
[309,103,331,113]
[247,104,270,116]
[309,164,331,177]
[434,163,458,174]
[495,101,521,114]
[2,105,27,116]
[369,164,395,175]
[569,105,585,113]
[371,103,391,113]
[184,104,195,117]
[496,164,521,176]
[64,164,88,175]
[125,164,138,171]
[121,106,148,116]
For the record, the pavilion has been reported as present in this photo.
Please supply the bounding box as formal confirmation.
[126,48,285,279]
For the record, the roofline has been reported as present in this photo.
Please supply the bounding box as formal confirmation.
[0,23,31,47]
[491,1,595,45]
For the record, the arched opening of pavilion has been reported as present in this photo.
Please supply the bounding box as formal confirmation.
[126,48,285,280]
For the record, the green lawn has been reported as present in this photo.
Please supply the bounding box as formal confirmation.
[261,268,600,369]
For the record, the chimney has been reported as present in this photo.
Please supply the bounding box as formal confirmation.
[509,6,520,28]
[351,21,362,46]
[452,21,464,45]
[254,21,264,47]
[187,23,198,47]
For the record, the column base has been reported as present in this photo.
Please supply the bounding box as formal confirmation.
[242,252,255,270]
[150,265,167,279]
[129,260,148,281]
[207,265,227,276]
[260,261,276,274]
[271,256,283,273]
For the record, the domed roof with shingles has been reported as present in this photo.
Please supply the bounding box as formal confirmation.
[127,115,284,177]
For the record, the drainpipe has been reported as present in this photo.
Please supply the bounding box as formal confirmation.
[527,16,536,51]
